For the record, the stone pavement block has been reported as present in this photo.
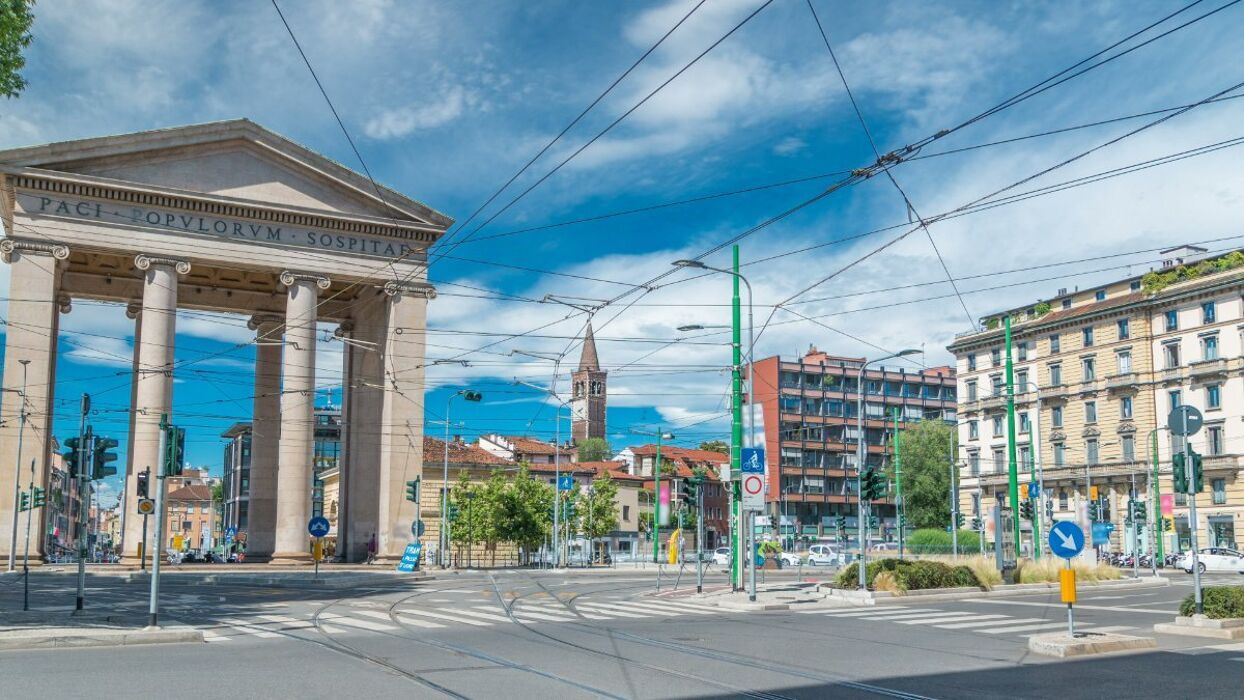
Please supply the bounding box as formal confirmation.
[1154,614,1244,640]
[1027,631,1157,658]
[0,625,203,651]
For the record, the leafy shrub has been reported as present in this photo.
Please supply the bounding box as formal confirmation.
[1141,250,1244,294]
[1180,587,1244,619]
[834,558,981,592]
[906,529,981,554]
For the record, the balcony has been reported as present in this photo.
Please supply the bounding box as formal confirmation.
[1188,357,1229,381]
[1160,367,1184,383]
[981,394,1007,411]
[1106,372,1139,392]
[1042,383,1069,401]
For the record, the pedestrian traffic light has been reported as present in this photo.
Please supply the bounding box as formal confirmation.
[18,490,29,512]
[163,426,185,477]
[868,515,879,530]
[32,486,45,509]
[405,478,420,503]
[63,437,84,478]
[91,436,119,481]
[1045,499,1054,520]
[136,471,149,498]
[1173,452,1188,494]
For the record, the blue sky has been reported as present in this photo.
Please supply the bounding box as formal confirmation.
[2,0,1243,505]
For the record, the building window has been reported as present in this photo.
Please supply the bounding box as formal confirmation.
[966,380,977,401]
[1202,334,1219,361]
[1121,396,1133,419]
[1062,298,1072,310]
[1122,435,1135,462]
[1016,369,1028,390]
[1202,301,1216,324]
[991,348,1001,366]
[1019,445,1031,468]
[1058,489,1069,509]
[1018,342,1029,362]
[992,448,1005,474]
[967,353,976,371]
[1052,405,1064,428]
[1207,425,1224,455]
[623,505,631,521]
[1086,439,1099,465]
[1082,357,1095,381]
[1116,350,1131,375]
[1095,290,1106,301]
[969,452,980,476]
[1165,310,1179,332]
[1050,334,1061,353]
[1207,384,1221,409]
[968,420,979,439]
[1213,478,1227,505]
[1049,363,1062,386]
[991,374,1004,395]
[1019,412,1030,434]
[1163,342,1180,369]
[992,416,1004,437]
[1082,327,1094,347]
[1169,390,1182,410]
[1117,318,1130,339]
[1130,280,1141,291]
[1085,401,1097,423]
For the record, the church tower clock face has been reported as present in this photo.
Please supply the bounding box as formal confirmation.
[571,398,588,422]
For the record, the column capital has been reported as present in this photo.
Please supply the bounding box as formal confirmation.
[125,302,142,320]
[0,238,70,263]
[280,271,331,290]
[247,313,284,331]
[383,280,436,299]
[134,254,191,275]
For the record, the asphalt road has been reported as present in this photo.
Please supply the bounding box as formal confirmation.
[2,567,1242,699]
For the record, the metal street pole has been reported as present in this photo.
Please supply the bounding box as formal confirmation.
[893,408,904,559]
[696,483,704,594]
[949,429,958,559]
[1019,381,1044,559]
[6,359,30,572]
[1148,428,1164,565]
[443,393,453,569]
[148,416,169,628]
[73,395,90,615]
[1130,474,1140,579]
[1184,411,1203,615]
[22,459,33,610]
[654,429,662,564]
[1003,316,1022,558]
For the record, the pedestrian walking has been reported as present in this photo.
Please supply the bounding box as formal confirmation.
[366,533,377,564]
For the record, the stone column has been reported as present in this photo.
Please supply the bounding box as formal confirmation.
[270,272,329,564]
[342,294,387,563]
[334,321,355,560]
[0,240,69,566]
[119,302,145,564]
[375,280,435,562]
[128,255,189,563]
[245,313,283,561]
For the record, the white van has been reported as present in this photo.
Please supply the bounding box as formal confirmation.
[807,544,846,566]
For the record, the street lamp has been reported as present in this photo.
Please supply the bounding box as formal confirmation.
[672,259,755,595]
[856,349,920,590]
[514,375,570,569]
[442,388,482,569]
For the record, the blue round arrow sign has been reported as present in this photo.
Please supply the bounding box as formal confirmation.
[1048,521,1085,559]
[307,516,330,538]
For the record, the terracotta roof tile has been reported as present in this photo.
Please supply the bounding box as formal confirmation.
[423,436,514,466]
[505,436,559,455]
[167,484,213,501]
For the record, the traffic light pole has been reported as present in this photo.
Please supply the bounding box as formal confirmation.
[140,467,150,572]
[696,484,704,594]
[22,462,34,611]
[6,359,29,573]
[148,416,169,629]
[1184,411,1203,615]
[1003,317,1022,559]
[73,394,89,615]
[893,409,904,560]
[1149,429,1164,565]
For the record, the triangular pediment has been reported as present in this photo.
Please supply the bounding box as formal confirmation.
[0,119,452,228]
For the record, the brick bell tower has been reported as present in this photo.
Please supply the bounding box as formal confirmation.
[570,321,606,443]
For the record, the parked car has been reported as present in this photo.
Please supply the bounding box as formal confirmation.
[778,551,803,567]
[872,542,897,552]
[806,544,845,566]
[711,547,732,566]
[1179,547,1243,574]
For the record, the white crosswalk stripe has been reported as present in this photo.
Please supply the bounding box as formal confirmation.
[856,611,971,622]
[794,607,939,617]
[321,613,405,631]
[400,608,493,626]
[445,607,512,623]
[936,616,1044,629]
[896,614,1009,625]
[980,622,1069,634]
[573,603,650,618]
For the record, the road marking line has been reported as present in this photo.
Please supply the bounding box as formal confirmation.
[444,608,512,623]
[202,631,232,643]
[573,604,648,618]
[856,612,969,622]
[1207,642,1244,651]
[980,622,1069,634]
[650,601,721,613]
[612,601,710,615]
[937,617,1045,629]
[796,608,937,617]
[217,619,282,638]
[509,609,578,622]
[321,614,405,631]
[898,614,1010,625]
[523,604,612,620]
[971,600,1175,615]
[399,609,492,626]
[256,614,314,629]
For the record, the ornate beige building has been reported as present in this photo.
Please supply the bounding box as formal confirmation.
[0,121,449,565]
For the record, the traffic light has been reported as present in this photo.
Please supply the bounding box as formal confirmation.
[91,436,119,481]
[1088,502,1099,522]
[405,478,420,503]
[1131,500,1147,521]
[954,512,965,529]
[18,490,29,512]
[1173,453,1188,493]
[1162,516,1174,532]
[1019,483,1029,500]
[860,466,886,501]
[31,486,45,509]
[448,504,460,521]
[868,515,879,530]
[1191,452,1204,493]
[462,390,482,402]
[1019,500,1034,521]
[681,477,701,504]
[136,471,149,498]
[971,517,983,531]
[163,426,185,477]
[835,515,847,534]
[1045,499,1054,521]
[63,437,84,478]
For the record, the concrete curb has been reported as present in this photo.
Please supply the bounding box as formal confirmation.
[816,575,1167,606]
[0,626,203,651]
[1154,615,1244,640]
[1027,631,1157,658]
[105,572,432,589]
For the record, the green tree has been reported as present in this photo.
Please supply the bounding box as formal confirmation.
[889,420,955,530]
[581,473,619,562]
[698,440,728,454]
[0,0,33,99]
[577,437,612,462]
[499,464,553,564]
[479,470,509,566]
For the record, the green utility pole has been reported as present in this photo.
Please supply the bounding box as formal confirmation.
[894,407,904,559]
[1004,316,1021,558]
[653,430,664,564]
[1150,429,1164,562]
[731,244,744,591]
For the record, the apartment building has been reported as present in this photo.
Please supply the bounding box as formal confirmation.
[750,347,957,541]
[950,245,1244,553]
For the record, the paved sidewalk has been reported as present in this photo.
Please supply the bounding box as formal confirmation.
[0,611,202,650]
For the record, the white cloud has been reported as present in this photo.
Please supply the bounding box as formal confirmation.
[773,136,806,156]
[364,87,471,140]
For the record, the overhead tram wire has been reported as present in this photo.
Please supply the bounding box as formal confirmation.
[429,0,709,253]
[807,0,975,330]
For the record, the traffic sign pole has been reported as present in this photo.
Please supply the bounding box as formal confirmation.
[1180,408,1204,615]
[148,415,169,629]
[1049,521,1085,638]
